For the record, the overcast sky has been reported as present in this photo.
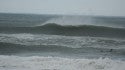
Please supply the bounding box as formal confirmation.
[0,0,125,16]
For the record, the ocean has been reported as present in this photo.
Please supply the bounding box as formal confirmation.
[0,13,125,70]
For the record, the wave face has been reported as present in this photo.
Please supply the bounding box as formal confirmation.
[0,23,125,38]
[0,13,125,38]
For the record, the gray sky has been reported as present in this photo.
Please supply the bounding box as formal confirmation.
[0,0,125,16]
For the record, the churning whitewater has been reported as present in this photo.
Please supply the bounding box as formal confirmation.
[0,55,125,70]
[0,13,125,70]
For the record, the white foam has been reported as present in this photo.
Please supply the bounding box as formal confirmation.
[0,33,125,49]
[11,33,35,39]
[0,55,125,70]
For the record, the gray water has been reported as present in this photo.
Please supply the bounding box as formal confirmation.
[0,13,125,59]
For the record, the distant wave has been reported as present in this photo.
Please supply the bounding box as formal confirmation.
[0,23,125,38]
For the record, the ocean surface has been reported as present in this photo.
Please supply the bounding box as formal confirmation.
[0,13,125,70]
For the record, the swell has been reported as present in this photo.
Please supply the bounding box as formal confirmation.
[0,42,125,57]
[0,23,125,38]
